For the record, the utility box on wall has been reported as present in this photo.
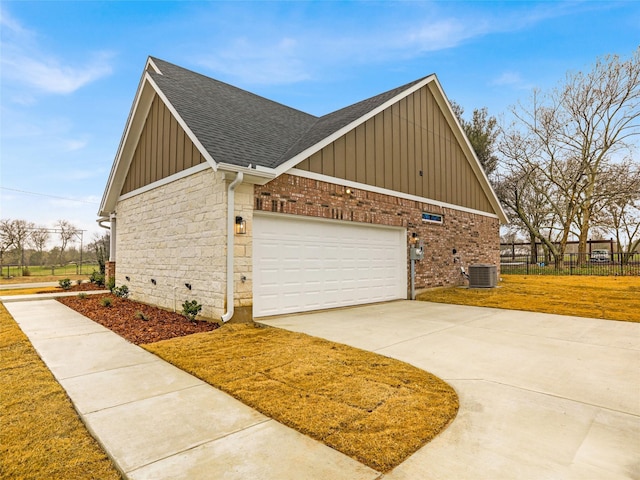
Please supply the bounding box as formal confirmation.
[469,264,498,288]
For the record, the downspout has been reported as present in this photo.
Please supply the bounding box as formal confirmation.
[97,214,116,262]
[221,172,243,322]
[108,213,116,262]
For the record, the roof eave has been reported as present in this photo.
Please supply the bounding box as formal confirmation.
[99,61,219,217]
[427,77,509,224]
[218,163,276,185]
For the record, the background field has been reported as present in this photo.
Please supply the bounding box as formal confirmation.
[0,264,98,283]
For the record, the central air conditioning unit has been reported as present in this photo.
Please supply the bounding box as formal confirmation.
[468,264,498,288]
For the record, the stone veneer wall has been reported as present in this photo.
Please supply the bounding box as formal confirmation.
[255,174,500,291]
[115,168,253,320]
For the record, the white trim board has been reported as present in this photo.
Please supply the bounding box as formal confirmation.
[118,163,211,203]
[287,168,500,220]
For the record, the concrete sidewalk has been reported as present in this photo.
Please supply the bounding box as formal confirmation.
[4,300,379,480]
[0,281,85,290]
[0,282,108,303]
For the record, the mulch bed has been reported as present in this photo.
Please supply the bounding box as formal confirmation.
[57,294,219,345]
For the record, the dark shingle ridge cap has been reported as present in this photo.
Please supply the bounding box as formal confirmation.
[147,57,318,168]
[275,75,433,167]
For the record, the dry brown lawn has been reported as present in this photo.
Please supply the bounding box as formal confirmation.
[144,323,459,472]
[0,303,122,480]
[0,286,60,296]
[417,275,640,322]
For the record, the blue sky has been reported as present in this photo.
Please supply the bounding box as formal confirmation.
[1,1,638,240]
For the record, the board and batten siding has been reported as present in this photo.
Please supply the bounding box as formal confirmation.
[296,84,493,214]
[121,95,206,195]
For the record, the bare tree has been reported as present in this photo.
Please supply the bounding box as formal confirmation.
[88,233,110,274]
[592,161,640,261]
[500,49,640,260]
[494,158,555,263]
[0,219,34,267]
[55,219,79,265]
[29,227,50,267]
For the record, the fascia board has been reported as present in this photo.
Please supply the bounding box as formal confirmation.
[145,75,218,171]
[99,72,155,216]
[99,70,218,216]
[427,77,509,224]
[146,57,162,74]
[273,75,437,176]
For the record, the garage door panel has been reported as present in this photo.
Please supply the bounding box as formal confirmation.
[253,214,407,317]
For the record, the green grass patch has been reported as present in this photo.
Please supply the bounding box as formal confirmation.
[1,264,99,280]
[0,303,122,479]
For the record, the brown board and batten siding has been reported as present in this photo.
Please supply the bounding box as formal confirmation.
[121,95,206,195]
[296,84,494,214]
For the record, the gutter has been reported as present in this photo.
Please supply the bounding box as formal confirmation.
[97,217,110,230]
[221,172,244,322]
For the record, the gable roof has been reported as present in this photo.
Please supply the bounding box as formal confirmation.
[274,76,429,169]
[100,57,507,223]
[148,58,317,169]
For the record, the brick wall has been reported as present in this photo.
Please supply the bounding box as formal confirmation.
[255,174,500,292]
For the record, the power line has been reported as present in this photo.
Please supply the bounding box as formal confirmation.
[0,187,99,205]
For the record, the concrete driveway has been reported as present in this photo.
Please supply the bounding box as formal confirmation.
[261,301,640,480]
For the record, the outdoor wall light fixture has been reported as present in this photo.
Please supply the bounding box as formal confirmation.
[185,283,192,290]
[345,188,352,195]
[235,216,247,235]
[151,278,157,285]
[125,276,130,282]
[410,232,419,245]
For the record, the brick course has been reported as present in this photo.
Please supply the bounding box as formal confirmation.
[255,174,500,292]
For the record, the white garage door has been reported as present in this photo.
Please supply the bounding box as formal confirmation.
[253,213,407,317]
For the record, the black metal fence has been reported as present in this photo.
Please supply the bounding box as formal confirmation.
[500,253,640,276]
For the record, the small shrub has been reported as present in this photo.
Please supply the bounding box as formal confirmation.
[22,267,31,276]
[112,285,129,299]
[134,311,149,321]
[107,277,115,292]
[89,271,105,287]
[100,297,112,308]
[76,279,83,286]
[77,293,87,299]
[182,300,202,321]
[59,278,72,290]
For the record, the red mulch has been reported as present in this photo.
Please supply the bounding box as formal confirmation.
[57,293,219,345]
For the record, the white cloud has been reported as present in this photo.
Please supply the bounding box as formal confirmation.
[64,139,89,152]
[491,71,533,90]
[3,53,114,95]
[197,36,311,85]
[403,18,489,52]
[0,7,113,96]
[190,1,577,87]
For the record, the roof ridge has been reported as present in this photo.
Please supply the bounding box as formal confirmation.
[149,56,317,119]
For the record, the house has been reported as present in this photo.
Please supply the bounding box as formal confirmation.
[98,57,508,321]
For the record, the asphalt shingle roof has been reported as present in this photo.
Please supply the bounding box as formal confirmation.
[149,57,429,169]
